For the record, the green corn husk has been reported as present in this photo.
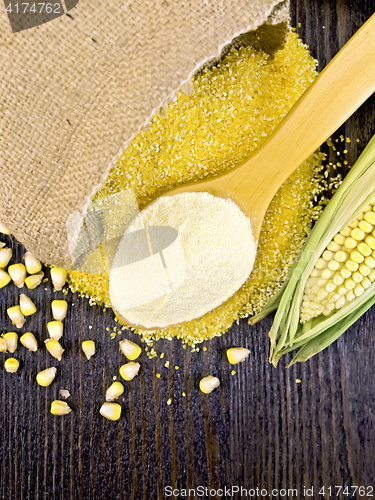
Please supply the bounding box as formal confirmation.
[250,134,375,366]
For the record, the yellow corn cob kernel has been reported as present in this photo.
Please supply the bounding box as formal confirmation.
[105,381,124,401]
[365,235,375,249]
[119,339,142,360]
[369,269,375,281]
[100,402,121,421]
[199,376,220,394]
[0,338,7,352]
[0,221,11,235]
[19,294,37,316]
[327,241,341,252]
[364,256,375,268]
[352,271,363,283]
[23,252,42,274]
[119,362,140,381]
[47,321,63,341]
[0,269,11,289]
[340,268,351,279]
[340,226,352,236]
[20,332,38,352]
[50,400,71,415]
[8,263,26,288]
[350,250,364,264]
[82,340,95,360]
[328,260,340,271]
[357,243,372,257]
[50,267,67,291]
[7,306,25,328]
[322,250,334,261]
[2,332,18,353]
[25,272,44,290]
[351,228,365,241]
[346,290,355,301]
[36,367,57,386]
[345,260,358,272]
[349,220,359,229]
[59,389,70,399]
[362,276,372,289]
[344,237,357,249]
[0,248,12,268]
[226,347,250,365]
[45,338,64,360]
[315,258,327,270]
[353,283,364,297]
[333,234,346,245]
[358,220,373,233]
[51,300,67,321]
[334,251,348,262]
[333,275,343,286]
[4,358,19,373]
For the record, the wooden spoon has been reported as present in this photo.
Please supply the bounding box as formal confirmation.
[153,13,375,243]
[113,13,375,328]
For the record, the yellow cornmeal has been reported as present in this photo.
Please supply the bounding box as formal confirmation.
[69,31,328,345]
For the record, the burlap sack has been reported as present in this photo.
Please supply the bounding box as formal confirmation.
[0,0,288,267]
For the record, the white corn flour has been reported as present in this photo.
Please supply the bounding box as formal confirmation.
[109,192,256,328]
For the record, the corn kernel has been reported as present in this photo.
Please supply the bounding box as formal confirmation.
[19,294,37,316]
[333,234,346,245]
[346,290,355,301]
[350,228,365,241]
[82,340,95,360]
[358,264,370,276]
[327,260,340,271]
[25,272,44,290]
[353,284,365,297]
[51,300,67,321]
[0,338,7,352]
[45,338,64,360]
[357,243,372,257]
[7,306,25,328]
[50,400,71,415]
[364,256,375,268]
[350,250,364,264]
[322,250,334,261]
[105,381,124,401]
[100,402,121,421]
[50,267,67,291]
[334,251,348,263]
[362,276,372,289]
[226,347,250,365]
[340,226,352,237]
[345,260,359,272]
[36,367,57,386]
[359,220,373,233]
[0,221,11,235]
[344,238,357,249]
[47,321,63,341]
[0,248,12,268]
[3,332,18,353]
[199,375,220,394]
[344,278,355,290]
[321,269,333,280]
[352,271,363,283]
[23,252,42,274]
[20,332,38,352]
[8,263,26,288]
[335,296,346,309]
[326,281,336,292]
[59,389,70,399]
[337,286,347,296]
[365,235,375,249]
[327,241,341,252]
[340,268,351,279]
[369,269,375,281]
[4,358,19,373]
[333,275,343,286]
[349,220,359,229]
[119,339,142,360]
[0,269,11,289]
[315,258,327,270]
[119,362,140,381]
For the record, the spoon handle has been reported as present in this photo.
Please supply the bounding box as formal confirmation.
[229,13,375,204]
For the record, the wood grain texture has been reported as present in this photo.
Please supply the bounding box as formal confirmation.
[1,1,375,498]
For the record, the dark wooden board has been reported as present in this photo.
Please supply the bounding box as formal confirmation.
[1,1,375,498]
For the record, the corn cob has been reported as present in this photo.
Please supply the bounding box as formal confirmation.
[301,200,375,322]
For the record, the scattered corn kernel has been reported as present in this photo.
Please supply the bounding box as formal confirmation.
[8,263,26,288]
[0,221,11,235]
[226,347,250,365]
[59,389,70,399]
[25,272,44,289]
[7,306,25,328]
[0,337,7,352]
[0,269,11,289]
[199,375,220,394]
[119,339,142,360]
[2,332,18,353]
[0,248,12,268]
[50,400,71,415]
[23,252,42,274]
[167,398,172,405]
[20,332,38,352]
[100,402,121,421]
[47,321,63,341]
[19,294,37,316]
[119,362,140,381]
[4,358,19,373]
[105,381,124,401]
[82,340,95,360]
[51,300,68,321]
[36,367,57,386]
[50,267,67,291]
[45,338,64,360]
